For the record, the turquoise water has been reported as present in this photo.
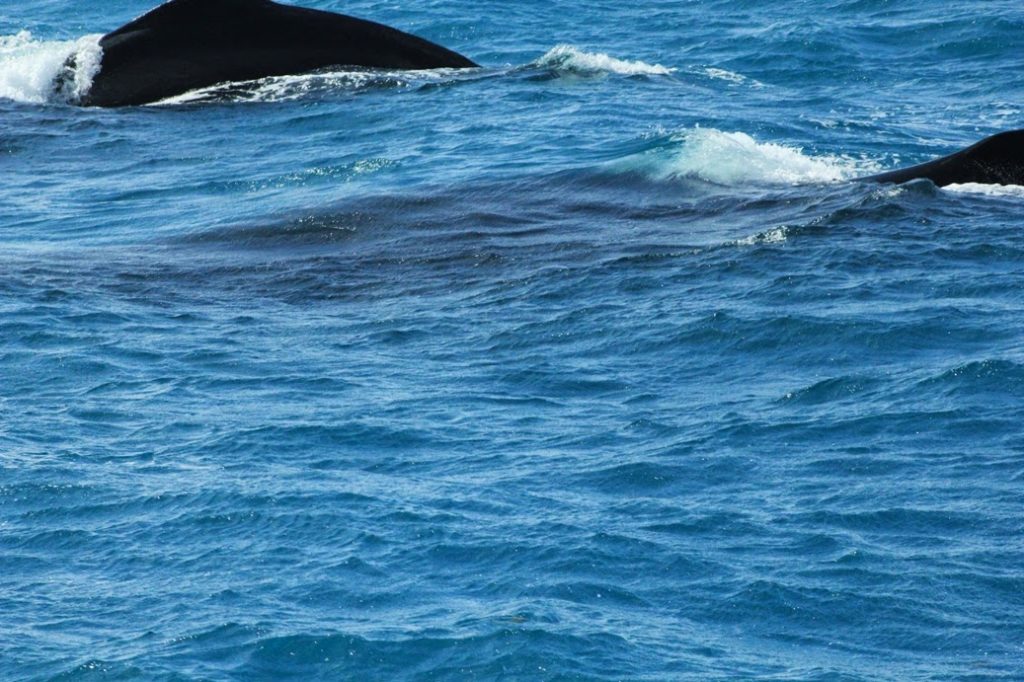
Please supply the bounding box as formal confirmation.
[2,1,1023,679]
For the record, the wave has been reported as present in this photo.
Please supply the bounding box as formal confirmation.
[611,128,878,186]
[0,31,102,104]
[533,45,674,77]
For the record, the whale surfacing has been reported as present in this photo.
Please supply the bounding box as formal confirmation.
[862,130,1024,188]
[54,0,1024,190]
[71,0,477,107]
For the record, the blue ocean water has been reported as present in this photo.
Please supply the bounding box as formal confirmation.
[2,0,1024,679]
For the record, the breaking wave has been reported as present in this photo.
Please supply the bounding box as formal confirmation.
[612,128,878,186]
[534,45,674,77]
[0,31,102,104]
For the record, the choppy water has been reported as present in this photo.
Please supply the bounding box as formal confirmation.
[2,1,1023,680]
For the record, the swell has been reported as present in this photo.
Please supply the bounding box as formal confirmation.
[31,628,637,681]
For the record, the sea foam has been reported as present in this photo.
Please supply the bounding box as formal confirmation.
[943,182,1024,197]
[535,45,674,76]
[0,31,102,104]
[616,128,876,186]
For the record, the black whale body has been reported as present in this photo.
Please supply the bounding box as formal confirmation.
[76,0,477,107]
[860,130,1024,187]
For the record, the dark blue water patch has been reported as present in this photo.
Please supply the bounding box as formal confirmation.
[779,374,884,406]
[210,629,637,681]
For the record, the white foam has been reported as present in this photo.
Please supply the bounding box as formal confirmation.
[734,226,791,246]
[536,45,674,76]
[943,182,1024,198]
[870,185,907,200]
[700,67,762,88]
[703,67,746,84]
[153,68,466,105]
[155,71,383,105]
[618,128,875,186]
[0,31,103,104]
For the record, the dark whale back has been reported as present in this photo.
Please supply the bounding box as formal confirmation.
[862,130,1024,187]
[80,0,477,107]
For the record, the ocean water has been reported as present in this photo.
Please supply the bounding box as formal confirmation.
[2,1,1023,679]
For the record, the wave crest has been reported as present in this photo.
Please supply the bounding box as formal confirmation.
[0,31,102,104]
[535,45,674,76]
[614,128,876,186]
